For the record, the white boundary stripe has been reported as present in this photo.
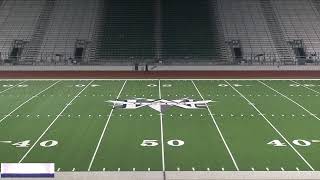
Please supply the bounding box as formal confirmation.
[225,80,314,171]
[259,80,320,121]
[18,80,94,163]
[1,79,320,81]
[291,80,320,94]
[0,80,27,94]
[0,80,60,125]
[192,80,239,171]
[87,80,127,171]
[158,80,166,172]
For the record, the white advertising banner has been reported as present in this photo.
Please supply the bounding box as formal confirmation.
[1,163,54,178]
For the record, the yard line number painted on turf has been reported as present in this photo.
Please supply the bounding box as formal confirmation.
[147,84,172,87]
[141,139,184,147]
[74,84,101,87]
[268,139,320,147]
[0,140,58,148]
[218,84,252,87]
[2,84,28,87]
[290,84,320,87]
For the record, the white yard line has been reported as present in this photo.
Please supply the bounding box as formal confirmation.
[2,79,320,81]
[0,80,60,125]
[158,80,166,172]
[87,80,127,171]
[225,80,314,171]
[191,80,239,171]
[259,80,320,121]
[290,80,320,94]
[0,80,27,94]
[18,80,94,163]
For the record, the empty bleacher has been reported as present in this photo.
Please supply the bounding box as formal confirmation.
[273,0,320,61]
[161,0,224,62]
[38,0,98,64]
[92,0,155,63]
[0,0,44,62]
[218,0,280,64]
[1,0,320,65]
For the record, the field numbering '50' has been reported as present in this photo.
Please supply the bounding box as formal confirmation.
[6,140,58,148]
[141,139,184,147]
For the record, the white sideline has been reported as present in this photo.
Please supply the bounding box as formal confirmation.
[32,171,320,180]
[2,78,320,81]
[291,80,320,94]
[18,80,94,163]
[158,80,166,172]
[259,80,320,121]
[191,80,239,171]
[0,80,27,94]
[87,80,127,171]
[0,80,60,125]
[225,80,314,171]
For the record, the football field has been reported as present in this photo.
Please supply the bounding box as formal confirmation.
[0,79,320,172]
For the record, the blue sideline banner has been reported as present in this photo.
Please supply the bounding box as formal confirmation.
[1,163,54,178]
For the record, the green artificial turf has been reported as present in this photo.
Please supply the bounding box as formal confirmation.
[0,79,319,172]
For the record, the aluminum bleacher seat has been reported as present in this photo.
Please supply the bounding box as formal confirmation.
[274,0,320,54]
[0,0,43,62]
[218,0,279,63]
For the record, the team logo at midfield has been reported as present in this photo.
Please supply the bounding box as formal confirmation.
[108,98,212,113]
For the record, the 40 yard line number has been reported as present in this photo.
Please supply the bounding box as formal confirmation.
[7,140,58,148]
[267,139,319,147]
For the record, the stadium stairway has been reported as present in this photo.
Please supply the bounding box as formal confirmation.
[154,0,162,59]
[211,0,232,63]
[272,0,320,62]
[0,0,44,61]
[22,0,56,63]
[260,0,295,64]
[312,0,320,15]
[217,0,279,64]
[87,0,106,64]
[36,0,98,64]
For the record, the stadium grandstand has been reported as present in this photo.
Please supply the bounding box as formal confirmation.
[2,1,320,180]
[0,0,320,66]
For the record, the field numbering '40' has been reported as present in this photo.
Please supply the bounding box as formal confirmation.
[0,140,58,148]
[268,139,320,147]
[141,139,184,147]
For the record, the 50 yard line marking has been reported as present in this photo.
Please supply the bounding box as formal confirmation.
[0,80,60,125]
[18,80,94,163]
[88,80,127,171]
[192,80,239,171]
[259,80,320,121]
[225,80,314,171]
[159,80,166,172]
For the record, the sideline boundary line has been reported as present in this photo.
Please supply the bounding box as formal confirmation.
[18,80,94,163]
[87,80,127,171]
[0,80,60,125]
[259,80,320,121]
[1,79,320,81]
[225,80,314,171]
[192,80,239,171]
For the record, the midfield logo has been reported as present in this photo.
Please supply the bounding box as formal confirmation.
[108,98,212,113]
